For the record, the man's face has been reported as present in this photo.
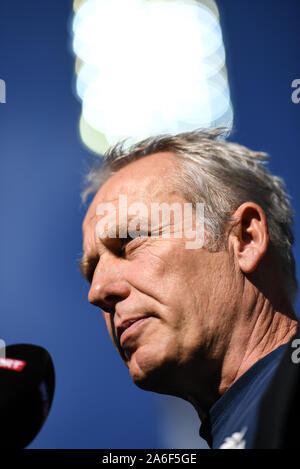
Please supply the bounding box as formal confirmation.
[82,152,237,396]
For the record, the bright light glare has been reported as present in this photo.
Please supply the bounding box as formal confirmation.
[73,0,233,154]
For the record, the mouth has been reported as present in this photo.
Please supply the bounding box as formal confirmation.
[116,316,152,349]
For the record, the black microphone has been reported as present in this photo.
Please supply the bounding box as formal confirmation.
[0,344,55,448]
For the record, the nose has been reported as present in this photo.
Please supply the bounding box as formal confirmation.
[88,256,131,313]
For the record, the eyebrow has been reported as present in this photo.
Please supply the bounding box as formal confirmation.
[96,216,152,239]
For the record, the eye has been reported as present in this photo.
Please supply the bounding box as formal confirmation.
[79,255,99,284]
[120,232,148,254]
[120,234,135,252]
[88,258,100,283]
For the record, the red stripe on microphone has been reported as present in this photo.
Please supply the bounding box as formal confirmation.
[0,358,26,371]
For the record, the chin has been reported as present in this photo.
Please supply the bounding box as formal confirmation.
[126,344,177,394]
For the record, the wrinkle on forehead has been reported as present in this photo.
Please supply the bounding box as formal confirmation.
[83,151,181,243]
[93,151,178,202]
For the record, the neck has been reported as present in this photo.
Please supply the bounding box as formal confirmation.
[184,288,298,420]
[220,304,297,395]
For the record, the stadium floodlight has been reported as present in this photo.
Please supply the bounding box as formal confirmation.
[72,0,233,155]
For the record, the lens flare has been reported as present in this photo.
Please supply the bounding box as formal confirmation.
[73,0,233,154]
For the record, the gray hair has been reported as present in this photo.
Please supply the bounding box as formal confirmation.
[82,128,297,304]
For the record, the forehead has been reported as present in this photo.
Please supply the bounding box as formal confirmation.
[83,151,180,230]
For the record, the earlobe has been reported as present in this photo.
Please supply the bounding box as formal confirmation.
[231,203,269,274]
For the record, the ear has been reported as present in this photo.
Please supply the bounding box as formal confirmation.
[229,202,269,274]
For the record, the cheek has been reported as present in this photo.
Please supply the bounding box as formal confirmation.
[125,244,184,299]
